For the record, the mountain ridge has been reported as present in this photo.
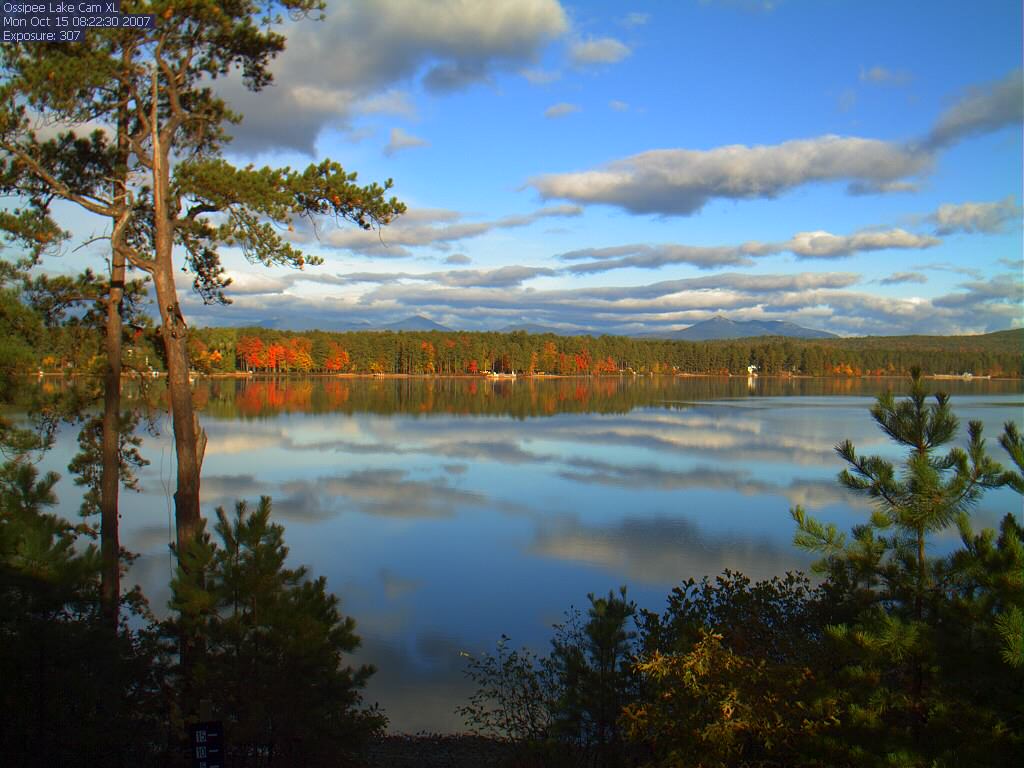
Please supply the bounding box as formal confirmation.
[660,315,838,341]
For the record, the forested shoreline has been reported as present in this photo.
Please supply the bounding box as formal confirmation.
[38,323,1024,378]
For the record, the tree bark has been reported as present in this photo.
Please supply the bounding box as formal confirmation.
[151,255,202,549]
[98,75,130,631]
[99,249,124,629]
[150,95,202,552]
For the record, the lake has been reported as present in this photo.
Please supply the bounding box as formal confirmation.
[30,375,1024,732]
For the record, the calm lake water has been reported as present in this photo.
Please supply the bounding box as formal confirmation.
[28,375,1024,732]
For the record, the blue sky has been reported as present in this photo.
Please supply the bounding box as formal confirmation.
[44,1,1024,335]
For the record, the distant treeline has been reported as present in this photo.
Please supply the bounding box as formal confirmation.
[40,324,1024,378]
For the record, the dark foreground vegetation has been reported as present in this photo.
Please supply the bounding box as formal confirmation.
[457,371,1024,767]
[0,456,383,767]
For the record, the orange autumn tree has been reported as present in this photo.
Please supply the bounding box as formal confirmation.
[237,336,266,372]
[285,336,315,372]
[265,342,288,372]
[324,342,351,372]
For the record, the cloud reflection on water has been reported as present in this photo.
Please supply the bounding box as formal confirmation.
[62,378,1020,734]
[531,513,811,584]
[557,457,864,511]
[273,468,527,521]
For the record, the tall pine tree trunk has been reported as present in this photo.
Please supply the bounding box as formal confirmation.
[99,250,124,629]
[150,91,202,553]
[98,77,130,630]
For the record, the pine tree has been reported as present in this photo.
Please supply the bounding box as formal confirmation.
[1,3,405,563]
[791,368,1018,764]
[166,497,382,766]
[0,442,167,767]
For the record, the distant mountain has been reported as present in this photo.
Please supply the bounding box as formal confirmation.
[666,316,837,341]
[379,315,454,332]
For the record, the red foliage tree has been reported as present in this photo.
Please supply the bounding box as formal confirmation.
[237,336,266,372]
[324,342,351,372]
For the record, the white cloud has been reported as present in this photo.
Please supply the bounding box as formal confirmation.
[532,136,932,215]
[932,274,1023,309]
[560,244,759,272]
[847,180,920,195]
[929,196,1022,235]
[569,36,631,66]
[924,69,1023,150]
[218,0,570,154]
[220,271,293,295]
[356,90,419,119]
[879,272,928,286]
[558,227,938,273]
[339,265,556,288]
[785,229,939,259]
[530,70,1022,217]
[181,264,1020,337]
[609,100,629,112]
[320,204,583,255]
[544,102,581,119]
[384,127,430,156]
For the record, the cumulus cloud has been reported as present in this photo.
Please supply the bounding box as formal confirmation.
[879,272,928,285]
[444,253,471,265]
[531,136,932,215]
[530,70,1021,216]
[356,90,419,118]
[321,204,582,255]
[339,265,557,288]
[931,274,1023,310]
[355,271,862,314]
[609,100,630,111]
[846,180,920,196]
[929,196,1022,235]
[859,65,912,85]
[913,261,984,280]
[544,102,581,119]
[785,229,939,259]
[218,0,569,154]
[182,261,1020,337]
[569,36,631,65]
[557,228,938,273]
[218,271,292,295]
[924,69,1023,150]
[383,127,430,156]
[560,244,761,272]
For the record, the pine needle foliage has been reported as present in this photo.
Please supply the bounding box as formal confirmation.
[790,368,1022,765]
[0,457,166,768]
[166,496,383,767]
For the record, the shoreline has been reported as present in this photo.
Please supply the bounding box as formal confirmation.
[29,371,1024,382]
